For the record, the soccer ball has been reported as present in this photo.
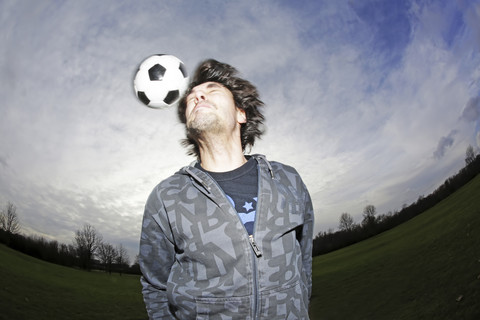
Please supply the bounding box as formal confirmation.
[133,54,189,109]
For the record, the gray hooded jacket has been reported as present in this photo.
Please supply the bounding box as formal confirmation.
[139,154,314,319]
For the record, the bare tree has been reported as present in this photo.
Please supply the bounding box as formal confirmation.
[115,244,130,275]
[362,204,377,227]
[339,212,355,231]
[73,223,102,270]
[97,241,118,274]
[129,254,141,274]
[0,202,21,234]
[465,145,476,166]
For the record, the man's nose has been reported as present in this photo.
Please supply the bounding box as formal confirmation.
[194,90,206,103]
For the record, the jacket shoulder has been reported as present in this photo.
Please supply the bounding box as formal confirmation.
[266,159,308,192]
[269,160,298,173]
[145,168,192,205]
[267,160,302,180]
[157,169,190,189]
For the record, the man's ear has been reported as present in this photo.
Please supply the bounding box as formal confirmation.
[237,108,247,124]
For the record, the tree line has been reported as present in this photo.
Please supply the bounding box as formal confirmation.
[2,145,479,266]
[312,145,480,256]
[0,211,140,275]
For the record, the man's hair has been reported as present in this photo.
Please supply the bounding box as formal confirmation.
[178,59,265,158]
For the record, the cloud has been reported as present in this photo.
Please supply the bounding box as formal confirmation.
[1,0,480,255]
[348,0,412,69]
[461,96,480,122]
[433,130,458,159]
[0,155,7,168]
[460,96,480,148]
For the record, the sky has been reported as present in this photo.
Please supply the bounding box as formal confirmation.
[1,0,480,263]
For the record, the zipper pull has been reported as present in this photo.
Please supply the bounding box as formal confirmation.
[249,235,263,257]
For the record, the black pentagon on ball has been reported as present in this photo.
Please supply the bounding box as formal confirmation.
[164,90,179,105]
[148,64,166,81]
[137,91,150,106]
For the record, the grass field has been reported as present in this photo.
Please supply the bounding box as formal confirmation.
[0,246,147,320]
[310,174,480,319]
[1,175,479,319]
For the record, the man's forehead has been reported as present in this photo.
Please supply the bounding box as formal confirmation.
[190,81,225,92]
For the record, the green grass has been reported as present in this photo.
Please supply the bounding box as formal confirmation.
[2,176,480,319]
[310,174,480,319]
[0,245,147,320]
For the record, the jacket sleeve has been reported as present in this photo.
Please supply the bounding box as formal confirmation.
[301,181,314,301]
[139,186,176,319]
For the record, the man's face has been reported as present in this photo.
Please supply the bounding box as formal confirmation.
[185,82,246,134]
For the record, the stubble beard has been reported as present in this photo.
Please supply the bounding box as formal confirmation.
[186,111,224,142]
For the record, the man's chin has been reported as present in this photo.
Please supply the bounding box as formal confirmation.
[187,117,223,137]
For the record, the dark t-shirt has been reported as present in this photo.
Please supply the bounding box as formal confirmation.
[196,157,258,235]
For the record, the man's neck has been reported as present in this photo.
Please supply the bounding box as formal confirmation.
[197,135,246,173]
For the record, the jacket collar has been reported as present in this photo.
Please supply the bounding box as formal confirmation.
[179,154,274,195]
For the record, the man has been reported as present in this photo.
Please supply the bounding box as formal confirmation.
[139,59,314,319]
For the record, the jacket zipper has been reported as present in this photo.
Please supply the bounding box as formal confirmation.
[250,160,266,319]
[208,172,262,319]
[187,158,271,319]
[249,234,261,319]
[248,235,262,257]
